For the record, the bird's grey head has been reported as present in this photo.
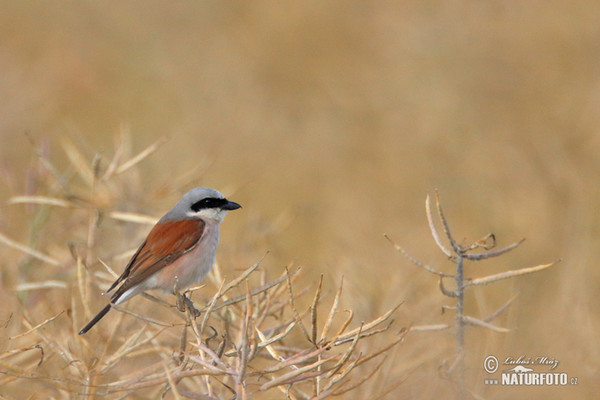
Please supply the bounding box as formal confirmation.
[161,187,241,223]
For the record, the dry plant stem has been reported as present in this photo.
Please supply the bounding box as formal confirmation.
[320,276,343,345]
[332,310,354,342]
[390,191,554,400]
[0,344,44,367]
[425,194,452,257]
[408,324,450,332]
[310,275,324,346]
[462,315,510,333]
[263,346,329,374]
[62,138,94,185]
[326,324,363,378]
[163,363,182,400]
[200,278,225,337]
[352,331,407,368]
[332,302,401,345]
[483,294,518,322]
[439,276,458,298]
[15,280,67,291]
[235,281,252,399]
[260,357,333,390]
[9,310,65,341]
[200,266,301,314]
[467,262,555,286]
[111,305,177,328]
[0,231,60,266]
[102,133,124,179]
[454,253,466,396]
[76,254,92,320]
[7,195,73,207]
[224,322,296,358]
[384,234,451,278]
[433,190,459,253]
[90,368,233,395]
[327,356,386,398]
[198,279,225,398]
[286,266,312,344]
[371,376,409,400]
[115,136,168,175]
[321,354,361,394]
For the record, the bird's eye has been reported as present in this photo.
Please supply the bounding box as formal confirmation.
[191,197,227,212]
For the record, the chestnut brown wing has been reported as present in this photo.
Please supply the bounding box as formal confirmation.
[107,218,205,302]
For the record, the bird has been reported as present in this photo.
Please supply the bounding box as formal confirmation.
[79,187,241,335]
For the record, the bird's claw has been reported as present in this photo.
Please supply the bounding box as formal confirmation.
[177,292,201,318]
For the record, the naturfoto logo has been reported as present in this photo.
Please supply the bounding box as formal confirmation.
[483,355,578,387]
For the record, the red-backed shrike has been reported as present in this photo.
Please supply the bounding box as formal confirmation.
[79,187,241,335]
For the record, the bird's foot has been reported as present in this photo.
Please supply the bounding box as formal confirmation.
[176,292,201,318]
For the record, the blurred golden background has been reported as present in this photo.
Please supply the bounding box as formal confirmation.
[1,1,598,398]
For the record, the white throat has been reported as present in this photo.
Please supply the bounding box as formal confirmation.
[187,208,228,223]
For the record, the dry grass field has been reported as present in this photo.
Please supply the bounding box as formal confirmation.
[1,2,599,399]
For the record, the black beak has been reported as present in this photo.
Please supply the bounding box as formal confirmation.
[222,200,242,211]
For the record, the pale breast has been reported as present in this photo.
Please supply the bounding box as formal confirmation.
[150,222,221,292]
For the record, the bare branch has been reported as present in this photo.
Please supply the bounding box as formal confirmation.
[326,323,363,378]
[263,347,330,374]
[107,211,158,225]
[0,231,60,266]
[483,294,518,322]
[7,195,74,208]
[332,302,402,345]
[439,277,458,298]
[310,275,324,345]
[329,355,388,397]
[462,238,525,260]
[407,324,450,332]
[9,310,65,341]
[320,276,343,345]
[286,266,312,344]
[384,234,452,277]
[467,262,555,286]
[433,190,460,253]
[462,315,510,333]
[260,357,332,391]
[115,136,168,175]
[112,305,178,328]
[14,281,67,291]
[200,266,300,313]
[426,194,452,257]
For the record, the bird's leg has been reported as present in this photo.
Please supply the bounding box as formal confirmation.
[175,291,185,313]
[176,291,201,318]
[184,294,202,318]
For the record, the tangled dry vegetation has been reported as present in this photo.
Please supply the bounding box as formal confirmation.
[0,136,405,399]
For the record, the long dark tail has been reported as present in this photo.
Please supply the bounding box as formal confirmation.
[79,304,112,335]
